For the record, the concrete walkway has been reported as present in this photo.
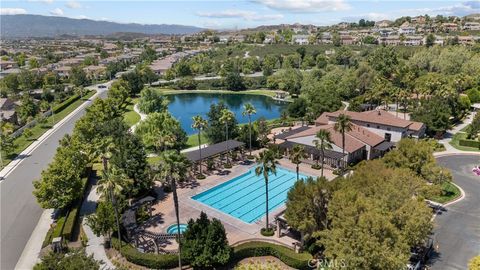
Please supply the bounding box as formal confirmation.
[129,104,147,133]
[80,183,115,270]
[436,111,477,156]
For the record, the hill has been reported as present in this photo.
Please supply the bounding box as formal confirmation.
[0,14,203,38]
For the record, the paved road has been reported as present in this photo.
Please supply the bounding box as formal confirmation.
[431,155,480,270]
[0,86,109,270]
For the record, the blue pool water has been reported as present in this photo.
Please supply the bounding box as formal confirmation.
[166,223,187,234]
[192,167,308,223]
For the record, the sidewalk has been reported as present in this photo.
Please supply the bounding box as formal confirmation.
[129,104,147,133]
[81,183,115,270]
[436,111,476,156]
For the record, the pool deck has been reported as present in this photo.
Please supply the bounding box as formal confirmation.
[142,151,335,249]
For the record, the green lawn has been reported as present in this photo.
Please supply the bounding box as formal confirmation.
[122,98,140,127]
[186,132,208,148]
[428,181,462,204]
[1,91,96,169]
[450,132,480,152]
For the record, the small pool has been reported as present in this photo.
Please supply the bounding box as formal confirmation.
[166,223,188,234]
[192,167,308,223]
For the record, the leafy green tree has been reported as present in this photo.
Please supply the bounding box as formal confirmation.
[314,130,333,177]
[289,144,306,180]
[334,114,352,169]
[205,102,238,144]
[368,46,398,78]
[266,68,302,95]
[255,149,279,231]
[224,71,246,91]
[23,128,33,139]
[262,55,278,76]
[425,33,436,47]
[158,150,190,269]
[332,46,354,67]
[220,109,235,165]
[16,95,39,124]
[285,177,332,243]
[140,66,158,85]
[70,66,89,87]
[242,103,256,156]
[107,81,129,110]
[469,256,480,270]
[33,135,88,209]
[137,87,167,114]
[282,54,301,69]
[121,70,144,95]
[135,112,187,152]
[467,113,480,139]
[300,73,342,117]
[0,123,15,167]
[175,60,192,77]
[315,54,328,69]
[317,160,433,270]
[181,212,232,268]
[296,47,307,59]
[86,200,116,245]
[411,97,451,137]
[96,165,131,248]
[33,248,101,270]
[191,115,208,177]
[176,76,197,90]
[287,97,307,118]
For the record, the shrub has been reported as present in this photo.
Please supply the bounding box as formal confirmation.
[52,93,83,114]
[232,241,312,270]
[459,139,480,148]
[52,216,66,238]
[260,228,275,237]
[111,237,179,269]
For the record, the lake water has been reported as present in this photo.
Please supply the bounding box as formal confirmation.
[166,93,287,135]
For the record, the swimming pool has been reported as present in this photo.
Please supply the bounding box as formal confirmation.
[192,167,308,223]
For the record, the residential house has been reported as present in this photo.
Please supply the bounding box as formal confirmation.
[0,60,18,71]
[340,35,356,45]
[442,23,459,32]
[292,35,309,45]
[83,65,106,80]
[379,36,401,46]
[0,98,18,124]
[464,22,480,30]
[399,26,416,35]
[458,36,475,45]
[404,36,423,46]
[315,109,426,142]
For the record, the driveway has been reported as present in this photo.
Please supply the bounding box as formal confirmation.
[431,155,480,269]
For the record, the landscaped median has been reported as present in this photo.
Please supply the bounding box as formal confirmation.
[110,238,312,269]
[1,91,96,169]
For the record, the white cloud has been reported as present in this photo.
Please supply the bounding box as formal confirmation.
[0,8,27,15]
[254,0,350,13]
[49,8,64,16]
[66,1,82,9]
[197,9,283,21]
[403,1,480,17]
[27,0,54,4]
[343,12,391,22]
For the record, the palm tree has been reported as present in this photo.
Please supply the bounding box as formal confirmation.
[191,115,208,177]
[158,150,190,269]
[96,165,131,247]
[242,103,256,157]
[255,149,279,231]
[289,144,305,180]
[313,130,333,178]
[219,109,235,167]
[334,114,352,170]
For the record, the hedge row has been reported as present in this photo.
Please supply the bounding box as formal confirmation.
[52,216,66,239]
[111,238,180,269]
[52,91,91,114]
[459,139,480,148]
[62,166,92,240]
[232,241,312,270]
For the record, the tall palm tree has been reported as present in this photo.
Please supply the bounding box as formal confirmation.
[255,149,279,231]
[219,109,235,166]
[289,144,305,180]
[242,103,256,157]
[191,115,208,177]
[313,130,333,178]
[334,114,352,170]
[158,150,190,269]
[96,165,131,247]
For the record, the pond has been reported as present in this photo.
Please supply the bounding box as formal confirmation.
[166,92,288,135]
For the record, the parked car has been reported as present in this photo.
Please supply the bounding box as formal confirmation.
[98,84,107,89]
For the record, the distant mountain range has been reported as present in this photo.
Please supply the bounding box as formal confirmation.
[0,15,204,38]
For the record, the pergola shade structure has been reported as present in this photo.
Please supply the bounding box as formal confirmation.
[185,140,245,163]
[277,141,346,168]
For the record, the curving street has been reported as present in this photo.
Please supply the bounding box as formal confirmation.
[431,155,480,270]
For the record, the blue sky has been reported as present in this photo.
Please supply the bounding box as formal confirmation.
[1,0,480,29]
